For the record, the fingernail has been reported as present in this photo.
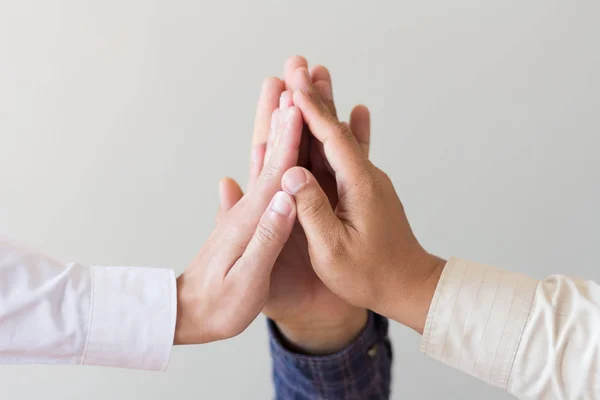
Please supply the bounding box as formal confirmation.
[282,168,308,194]
[270,191,292,216]
[279,91,291,109]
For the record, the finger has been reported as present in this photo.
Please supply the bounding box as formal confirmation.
[264,91,293,165]
[291,68,368,183]
[250,77,284,186]
[350,105,371,157]
[310,65,336,174]
[281,167,344,246]
[249,143,266,185]
[242,105,303,227]
[283,57,311,167]
[283,55,308,91]
[216,177,244,223]
[229,191,296,279]
[279,90,293,108]
[311,65,336,117]
[253,77,284,146]
[219,177,244,211]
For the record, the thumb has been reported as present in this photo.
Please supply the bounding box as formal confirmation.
[217,177,244,223]
[282,167,344,246]
[229,191,296,281]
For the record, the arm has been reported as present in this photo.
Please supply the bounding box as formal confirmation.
[269,312,392,400]
[282,66,600,400]
[422,258,600,400]
[1,85,305,367]
[0,237,175,370]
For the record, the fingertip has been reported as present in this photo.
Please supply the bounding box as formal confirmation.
[219,176,234,192]
[351,104,370,120]
[284,56,308,74]
[261,76,284,95]
[310,65,331,83]
[350,104,371,156]
[279,90,293,109]
[218,176,242,209]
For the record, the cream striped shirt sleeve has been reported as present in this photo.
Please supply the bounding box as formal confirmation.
[421,258,600,399]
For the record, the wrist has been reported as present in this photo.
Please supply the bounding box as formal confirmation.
[174,272,207,345]
[274,308,368,355]
[388,253,446,334]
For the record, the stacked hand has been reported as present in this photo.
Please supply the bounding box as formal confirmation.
[174,56,445,349]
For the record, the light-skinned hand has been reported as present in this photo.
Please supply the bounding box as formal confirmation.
[281,67,446,334]
[173,100,303,345]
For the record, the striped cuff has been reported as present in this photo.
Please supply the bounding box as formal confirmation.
[421,258,538,389]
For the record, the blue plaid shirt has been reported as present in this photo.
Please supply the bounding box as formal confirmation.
[269,312,392,399]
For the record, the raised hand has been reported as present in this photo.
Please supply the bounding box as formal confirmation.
[281,67,446,334]
[174,100,303,345]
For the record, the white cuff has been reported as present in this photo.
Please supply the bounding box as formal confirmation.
[82,266,177,371]
[421,258,538,389]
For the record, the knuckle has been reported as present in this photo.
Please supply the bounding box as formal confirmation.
[318,235,348,268]
[324,112,339,127]
[260,163,281,181]
[227,223,245,240]
[328,234,348,258]
[337,121,354,140]
[360,168,386,198]
[301,195,327,221]
[256,222,281,246]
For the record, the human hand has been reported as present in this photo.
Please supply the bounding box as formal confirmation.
[217,57,370,354]
[281,68,446,334]
[173,99,303,345]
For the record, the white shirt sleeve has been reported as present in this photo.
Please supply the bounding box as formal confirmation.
[421,258,600,400]
[0,236,177,371]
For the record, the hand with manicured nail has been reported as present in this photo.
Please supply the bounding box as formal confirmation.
[218,57,370,354]
[281,67,447,335]
[173,102,303,345]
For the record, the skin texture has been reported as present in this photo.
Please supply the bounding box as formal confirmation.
[217,57,371,354]
[280,67,447,334]
[174,101,303,345]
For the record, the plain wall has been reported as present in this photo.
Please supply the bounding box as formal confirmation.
[1,1,599,399]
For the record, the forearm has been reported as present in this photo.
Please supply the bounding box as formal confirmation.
[269,312,392,400]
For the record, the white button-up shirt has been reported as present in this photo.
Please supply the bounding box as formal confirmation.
[1,237,599,398]
[0,236,176,371]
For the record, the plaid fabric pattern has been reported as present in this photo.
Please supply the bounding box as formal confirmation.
[269,312,392,399]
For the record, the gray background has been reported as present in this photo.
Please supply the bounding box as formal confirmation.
[1,0,599,399]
